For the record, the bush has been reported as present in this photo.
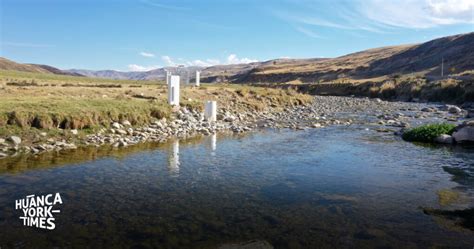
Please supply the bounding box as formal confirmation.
[402,123,456,143]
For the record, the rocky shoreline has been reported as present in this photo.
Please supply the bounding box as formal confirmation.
[0,96,471,159]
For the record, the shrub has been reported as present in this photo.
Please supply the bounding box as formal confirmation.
[402,123,456,143]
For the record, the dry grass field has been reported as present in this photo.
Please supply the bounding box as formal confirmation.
[0,70,312,139]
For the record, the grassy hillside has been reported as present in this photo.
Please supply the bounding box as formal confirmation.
[230,32,474,84]
[0,58,51,74]
[0,70,155,85]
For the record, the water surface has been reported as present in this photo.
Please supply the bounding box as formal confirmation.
[0,127,473,248]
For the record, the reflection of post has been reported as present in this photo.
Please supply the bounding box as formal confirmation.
[211,133,216,151]
[168,140,180,176]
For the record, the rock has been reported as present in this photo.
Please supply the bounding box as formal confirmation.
[112,122,121,129]
[217,113,225,120]
[224,116,236,122]
[0,152,7,158]
[39,132,47,137]
[71,129,78,135]
[434,134,453,144]
[122,120,131,126]
[312,123,322,128]
[448,105,462,114]
[8,136,21,145]
[116,129,127,135]
[421,107,434,112]
[466,110,474,118]
[452,121,474,143]
[374,98,382,103]
[0,138,4,143]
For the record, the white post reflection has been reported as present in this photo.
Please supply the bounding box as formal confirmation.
[168,139,180,176]
[211,133,217,151]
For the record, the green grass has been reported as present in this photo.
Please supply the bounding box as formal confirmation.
[0,71,313,142]
[402,123,456,143]
[0,97,171,130]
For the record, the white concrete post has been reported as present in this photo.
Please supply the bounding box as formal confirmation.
[168,75,180,106]
[195,71,200,87]
[204,101,217,122]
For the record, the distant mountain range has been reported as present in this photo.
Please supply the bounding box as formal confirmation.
[1,32,473,83]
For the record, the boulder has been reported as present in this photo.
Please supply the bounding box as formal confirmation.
[452,121,474,143]
[448,105,462,114]
[116,129,127,135]
[71,129,78,135]
[8,136,21,145]
[224,115,236,122]
[434,134,453,144]
[111,122,121,129]
[421,107,434,112]
[121,120,131,126]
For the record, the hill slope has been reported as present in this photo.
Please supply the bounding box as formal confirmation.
[2,32,473,83]
[231,32,474,83]
[0,57,81,76]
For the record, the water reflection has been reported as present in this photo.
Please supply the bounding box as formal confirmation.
[0,128,473,248]
[211,133,217,157]
[168,139,180,176]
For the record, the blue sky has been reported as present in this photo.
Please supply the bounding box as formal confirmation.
[1,0,473,71]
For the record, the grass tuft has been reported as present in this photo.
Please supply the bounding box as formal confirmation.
[402,123,456,143]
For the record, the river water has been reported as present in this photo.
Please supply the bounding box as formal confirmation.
[0,126,473,248]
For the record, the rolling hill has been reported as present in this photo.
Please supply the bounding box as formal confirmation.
[0,57,82,76]
[1,32,473,83]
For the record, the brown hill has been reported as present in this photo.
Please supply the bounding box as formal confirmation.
[227,32,474,83]
[0,57,82,76]
[0,57,51,73]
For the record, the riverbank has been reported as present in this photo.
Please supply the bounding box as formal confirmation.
[0,78,313,158]
[255,77,474,105]
[0,85,469,159]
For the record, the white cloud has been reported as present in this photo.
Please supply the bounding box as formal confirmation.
[275,0,474,33]
[226,54,258,65]
[140,52,155,57]
[295,26,323,38]
[161,55,177,66]
[359,0,474,28]
[161,54,257,68]
[186,59,221,67]
[127,64,161,72]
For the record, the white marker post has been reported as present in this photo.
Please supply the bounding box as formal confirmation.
[195,71,200,87]
[204,101,217,122]
[168,75,180,106]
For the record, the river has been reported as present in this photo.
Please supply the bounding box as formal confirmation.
[0,125,473,248]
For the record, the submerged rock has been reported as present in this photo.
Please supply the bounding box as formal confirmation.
[448,105,462,114]
[434,134,454,144]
